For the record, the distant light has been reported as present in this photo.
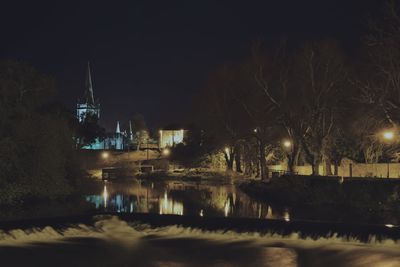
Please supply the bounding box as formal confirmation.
[383,131,394,140]
[101,152,109,159]
[103,185,108,208]
[224,199,230,217]
[224,147,230,154]
[253,128,258,133]
[283,140,291,148]
[283,210,290,222]
[162,148,170,156]
[200,209,204,217]
[385,224,395,228]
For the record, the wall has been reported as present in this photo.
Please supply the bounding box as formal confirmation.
[268,162,400,178]
[78,150,160,174]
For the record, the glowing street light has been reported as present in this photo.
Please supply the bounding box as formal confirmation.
[383,131,394,141]
[162,148,170,156]
[283,140,292,148]
[380,129,396,178]
[101,151,109,159]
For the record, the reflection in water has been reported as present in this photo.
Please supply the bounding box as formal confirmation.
[283,209,290,222]
[159,191,183,215]
[103,185,108,208]
[266,205,273,219]
[224,198,230,217]
[86,180,290,220]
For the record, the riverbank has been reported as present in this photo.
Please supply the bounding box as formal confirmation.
[79,150,161,178]
[137,169,246,183]
[239,175,400,212]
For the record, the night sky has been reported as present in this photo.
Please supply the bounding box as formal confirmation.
[0,0,382,131]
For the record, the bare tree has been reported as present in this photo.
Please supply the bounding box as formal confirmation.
[253,40,347,175]
[363,0,400,127]
[196,65,250,171]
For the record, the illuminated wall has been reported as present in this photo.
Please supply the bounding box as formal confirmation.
[82,134,124,150]
[159,129,187,148]
[76,103,100,122]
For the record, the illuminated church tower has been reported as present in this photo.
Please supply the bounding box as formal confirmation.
[76,62,127,150]
[76,62,100,122]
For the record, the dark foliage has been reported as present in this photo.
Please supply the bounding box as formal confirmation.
[76,113,106,148]
[0,61,83,204]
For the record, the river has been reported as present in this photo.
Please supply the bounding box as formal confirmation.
[85,179,400,225]
[0,178,400,266]
[85,179,290,220]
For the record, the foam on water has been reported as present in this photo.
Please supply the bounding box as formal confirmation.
[0,216,399,266]
[0,215,399,247]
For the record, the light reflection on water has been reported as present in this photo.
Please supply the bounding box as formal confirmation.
[85,180,289,220]
[159,191,183,215]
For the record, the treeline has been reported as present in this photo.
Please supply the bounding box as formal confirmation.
[189,1,400,179]
[0,61,101,204]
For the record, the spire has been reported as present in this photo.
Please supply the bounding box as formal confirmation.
[116,121,121,134]
[84,61,95,105]
[129,120,133,140]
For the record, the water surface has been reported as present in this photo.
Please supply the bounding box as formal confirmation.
[86,179,290,220]
[85,179,400,226]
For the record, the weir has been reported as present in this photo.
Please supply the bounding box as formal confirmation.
[0,213,399,243]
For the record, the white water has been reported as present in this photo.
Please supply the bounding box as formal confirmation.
[0,216,399,267]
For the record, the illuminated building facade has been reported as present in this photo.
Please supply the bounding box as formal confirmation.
[159,129,187,148]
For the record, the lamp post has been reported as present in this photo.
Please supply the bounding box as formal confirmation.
[382,130,395,178]
[146,138,150,160]
[282,139,293,173]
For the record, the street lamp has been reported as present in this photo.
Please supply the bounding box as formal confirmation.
[162,148,171,156]
[282,140,293,173]
[381,129,396,178]
[382,130,394,141]
[101,151,109,159]
[283,140,292,149]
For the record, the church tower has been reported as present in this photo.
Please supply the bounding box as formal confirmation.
[76,62,100,122]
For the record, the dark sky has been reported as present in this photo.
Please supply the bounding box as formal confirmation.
[0,0,383,131]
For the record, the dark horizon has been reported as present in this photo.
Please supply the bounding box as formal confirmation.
[0,0,382,131]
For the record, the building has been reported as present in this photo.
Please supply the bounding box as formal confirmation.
[77,63,183,151]
[159,129,187,148]
[77,63,128,150]
[77,62,100,122]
